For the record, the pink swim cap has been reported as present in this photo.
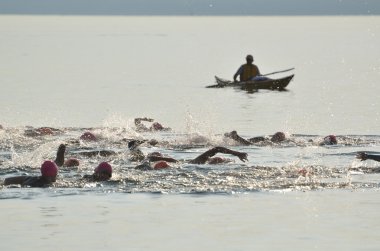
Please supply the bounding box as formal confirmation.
[40,160,58,177]
[154,161,169,169]
[95,162,112,175]
[80,132,97,141]
[151,122,164,131]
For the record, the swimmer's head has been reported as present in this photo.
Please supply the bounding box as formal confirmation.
[147,152,163,158]
[80,132,97,141]
[64,158,80,167]
[323,135,337,145]
[153,161,170,169]
[128,140,146,150]
[40,160,58,178]
[36,127,54,135]
[270,132,286,143]
[207,157,225,165]
[94,162,112,180]
[151,122,164,131]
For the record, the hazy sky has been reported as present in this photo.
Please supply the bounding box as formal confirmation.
[0,0,379,15]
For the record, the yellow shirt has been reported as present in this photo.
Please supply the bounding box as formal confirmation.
[240,64,259,81]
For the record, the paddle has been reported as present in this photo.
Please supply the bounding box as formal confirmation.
[262,67,295,77]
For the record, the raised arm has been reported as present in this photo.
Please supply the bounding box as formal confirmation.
[134,117,154,131]
[224,131,251,146]
[54,144,66,167]
[356,152,380,162]
[190,146,248,164]
[134,117,154,124]
[148,155,178,163]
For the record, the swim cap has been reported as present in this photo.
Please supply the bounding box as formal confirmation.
[40,160,58,177]
[80,132,97,141]
[323,135,337,145]
[271,132,286,143]
[154,161,169,169]
[95,162,112,176]
[64,158,80,167]
[151,122,164,131]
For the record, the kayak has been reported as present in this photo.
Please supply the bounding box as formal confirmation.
[207,75,294,90]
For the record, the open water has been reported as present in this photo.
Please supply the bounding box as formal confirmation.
[0,15,380,250]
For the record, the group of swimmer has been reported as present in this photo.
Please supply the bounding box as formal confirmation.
[2,118,378,188]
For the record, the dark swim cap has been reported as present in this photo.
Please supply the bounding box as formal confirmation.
[323,135,337,145]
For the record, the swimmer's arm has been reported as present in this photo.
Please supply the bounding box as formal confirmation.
[55,144,65,167]
[3,176,27,186]
[135,117,154,124]
[148,156,178,163]
[356,152,380,162]
[225,131,251,145]
[190,147,248,164]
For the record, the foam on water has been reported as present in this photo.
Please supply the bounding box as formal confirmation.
[1,126,379,198]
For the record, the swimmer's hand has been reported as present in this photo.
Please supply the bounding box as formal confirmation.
[237,152,248,162]
[356,152,368,161]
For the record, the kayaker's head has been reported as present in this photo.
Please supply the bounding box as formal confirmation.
[246,54,254,64]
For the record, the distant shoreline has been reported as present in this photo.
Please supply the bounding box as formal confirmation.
[0,0,379,16]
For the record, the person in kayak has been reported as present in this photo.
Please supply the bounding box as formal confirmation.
[233,55,267,82]
[135,146,248,170]
[3,160,58,187]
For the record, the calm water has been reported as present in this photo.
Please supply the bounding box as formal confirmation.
[0,15,380,250]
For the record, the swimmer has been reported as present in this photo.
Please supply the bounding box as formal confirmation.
[61,139,143,160]
[80,131,97,141]
[319,135,338,145]
[135,146,248,170]
[54,144,80,167]
[24,127,62,137]
[128,140,148,162]
[356,152,380,162]
[3,160,58,187]
[134,117,171,132]
[82,162,112,182]
[224,131,286,145]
